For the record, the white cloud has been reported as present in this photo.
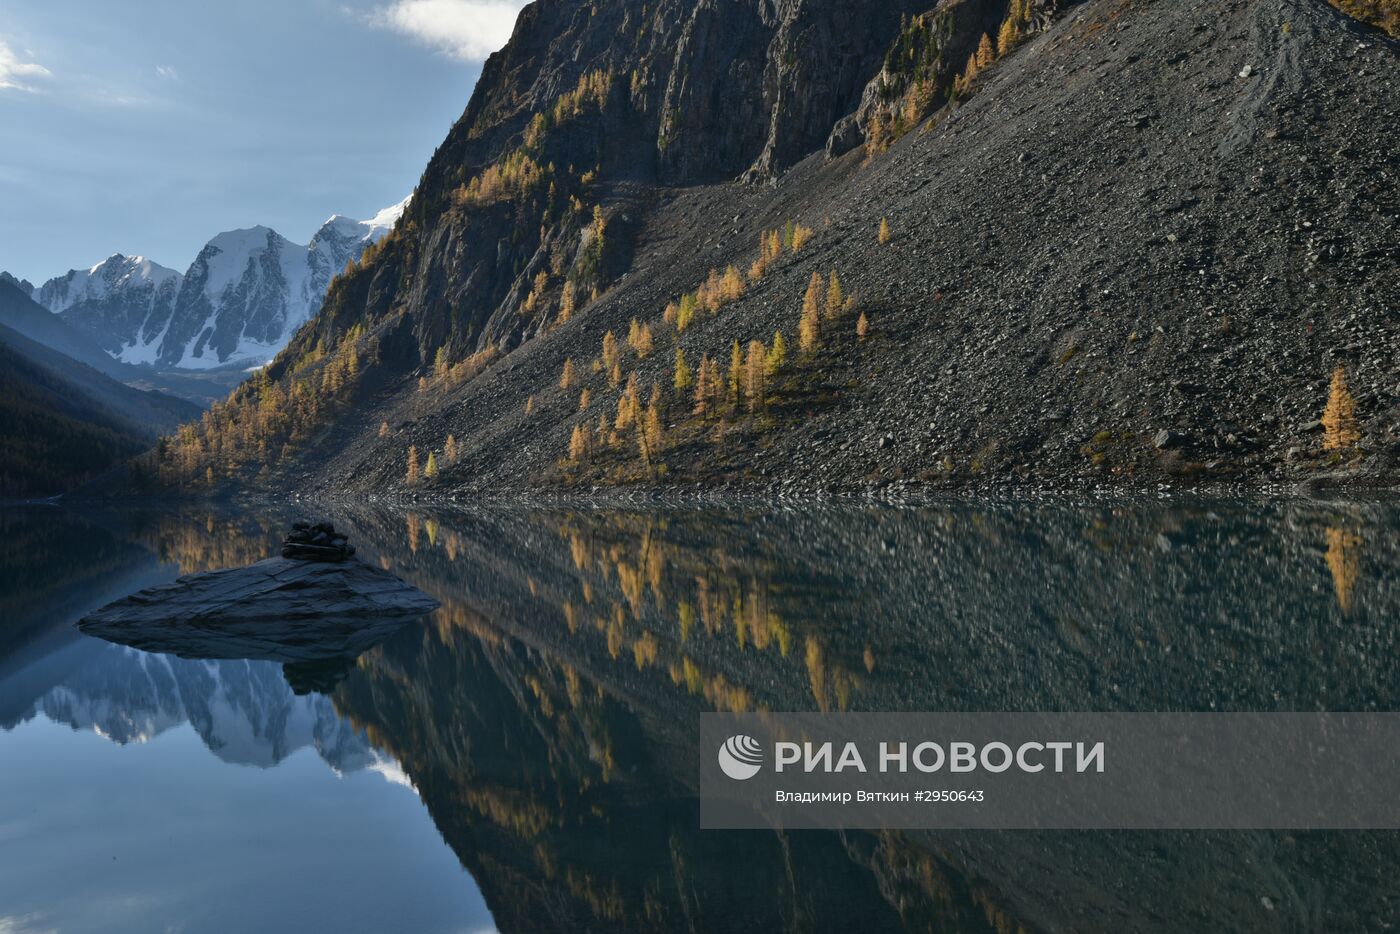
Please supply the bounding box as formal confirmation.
[367,0,528,61]
[0,39,51,92]
[156,64,178,80]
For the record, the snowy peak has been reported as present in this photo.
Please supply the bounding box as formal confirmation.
[37,254,182,316]
[30,196,409,372]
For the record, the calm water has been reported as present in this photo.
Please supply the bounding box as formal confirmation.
[1,498,1397,933]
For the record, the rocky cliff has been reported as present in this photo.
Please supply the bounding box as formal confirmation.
[163,0,1399,496]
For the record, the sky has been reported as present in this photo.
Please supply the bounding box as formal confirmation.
[0,0,530,285]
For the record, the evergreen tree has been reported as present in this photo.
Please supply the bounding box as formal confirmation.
[405,445,420,485]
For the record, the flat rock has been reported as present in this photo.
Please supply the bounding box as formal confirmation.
[81,557,437,625]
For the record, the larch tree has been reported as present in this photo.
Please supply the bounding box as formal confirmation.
[766,330,787,375]
[976,32,995,68]
[825,272,844,319]
[444,434,459,464]
[878,217,892,245]
[425,452,438,478]
[745,340,767,412]
[857,311,870,341]
[405,445,420,485]
[799,272,823,352]
[1322,366,1360,452]
[579,388,591,411]
[560,357,576,389]
[674,347,693,391]
[728,340,744,405]
[694,355,713,417]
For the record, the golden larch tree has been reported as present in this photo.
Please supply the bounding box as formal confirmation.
[405,445,420,485]
[560,357,576,389]
[1322,366,1360,452]
[444,434,459,464]
[745,340,767,411]
[878,217,892,245]
[799,272,823,352]
[825,272,844,319]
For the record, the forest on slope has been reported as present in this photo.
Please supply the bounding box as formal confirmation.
[149,0,1398,497]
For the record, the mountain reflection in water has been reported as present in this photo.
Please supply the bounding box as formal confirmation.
[1,498,1397,933]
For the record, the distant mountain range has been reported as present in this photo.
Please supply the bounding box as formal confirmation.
[9,198,405,373]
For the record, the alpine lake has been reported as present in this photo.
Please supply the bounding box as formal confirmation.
[1,497,1396,933]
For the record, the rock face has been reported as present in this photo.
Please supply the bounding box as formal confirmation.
[282,519,356,561]
[79,557,438,631]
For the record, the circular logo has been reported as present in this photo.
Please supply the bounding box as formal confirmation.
[718,734,764,780]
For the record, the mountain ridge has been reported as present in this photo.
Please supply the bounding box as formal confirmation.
[152,0,1398,495]
[18,200,407,374]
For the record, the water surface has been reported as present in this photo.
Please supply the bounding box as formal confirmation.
[1,498,1396,932]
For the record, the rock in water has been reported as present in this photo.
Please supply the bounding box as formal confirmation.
[77,558,440,663]
[81,557,437,624]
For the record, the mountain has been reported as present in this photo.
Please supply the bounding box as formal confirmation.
[0,319,200,497]
[0,279,231,407]
[24,198,407,373]
[36,254,183,359]
[158,0,1399,495]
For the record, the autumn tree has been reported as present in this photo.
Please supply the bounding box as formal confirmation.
[558,281,576,323]
[766,330,787,375]
[745,340,767,412]
[579,388,591,411]
[976,32,995,68]
[444,434,459,464]
[674,348,693,391]
[569,424,589,462]
[825,271,844,319]
[405,445,420,485]
[799,272,823,352]
[878,218,892,245]
[1322,366,1360,453]
[694,355,714,417]
[616,373,641,429]
[602,331,620,372]
[425,452,438,478]
[560,357,576,389]
[379,421,390,439]
[857,311,870,340]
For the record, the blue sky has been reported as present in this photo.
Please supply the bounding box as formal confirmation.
[0,0,529,284]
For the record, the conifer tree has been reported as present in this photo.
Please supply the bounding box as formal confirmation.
[559,281,576,323]
[799,272,823,352]
[745,340,767,412]
[825,271,844,318]
[406,445,420,485]
[976,32,995,68]
[579,388,591,411]
[1323,366,1360,452]
[379,421,390,439]
[425,452,438,478]
[766,330,787,375]
[636,324,654,358]
[857,311,870,340]
[569,424,588,462]
[560,357,576,389]
[444,434,459,464]
[673,347,693,391]
[602,330,619,371]
[878,217,892,245]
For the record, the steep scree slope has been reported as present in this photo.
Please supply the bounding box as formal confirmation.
[174,0,1397,496]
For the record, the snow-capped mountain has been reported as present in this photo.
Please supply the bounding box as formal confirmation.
[19,643,383,773]
[28,197,408,371]
[36,255,183,358]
